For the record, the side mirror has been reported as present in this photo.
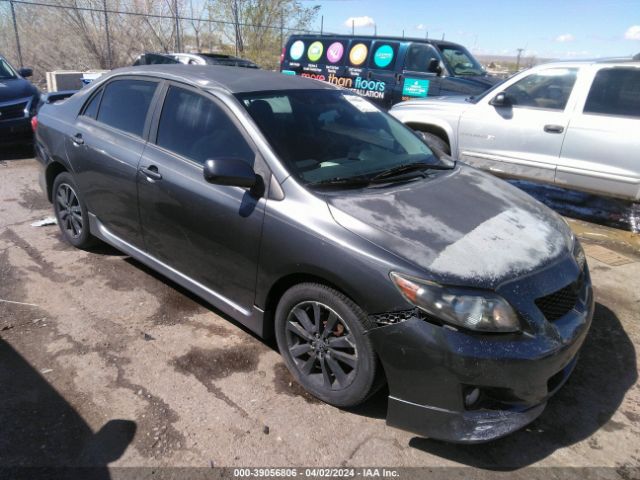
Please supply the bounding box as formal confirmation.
[427,59,442,75]
[203,158,257,189]
[18,67,33,78]
[490,92,511,107]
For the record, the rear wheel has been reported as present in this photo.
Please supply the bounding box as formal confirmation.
[52,172,95,249]
[275,283,381,407]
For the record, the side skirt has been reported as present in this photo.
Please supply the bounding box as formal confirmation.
[88,213,269,337]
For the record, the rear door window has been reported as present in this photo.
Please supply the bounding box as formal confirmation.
[81,89,103,119]
[584,68,640,118]
[96,79,157,137]
[156,86,254,166]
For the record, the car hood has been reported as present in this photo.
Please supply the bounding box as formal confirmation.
[0,77,38,103]
[326,165,573,288]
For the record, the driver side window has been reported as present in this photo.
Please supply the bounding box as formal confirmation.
[503,68,578,110]
[404,44,440,73]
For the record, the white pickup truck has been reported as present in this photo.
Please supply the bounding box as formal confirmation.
[390,59,640,201]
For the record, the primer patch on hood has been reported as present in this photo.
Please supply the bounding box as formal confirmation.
[428,207,567,281]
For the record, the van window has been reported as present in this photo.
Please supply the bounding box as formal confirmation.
[368,43,399,70]
[439,46,484,76]
[584,68,640,118]
[404,43,440,73]
[96,80,157,136]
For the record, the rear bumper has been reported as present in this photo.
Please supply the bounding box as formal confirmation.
[368,276,594,443]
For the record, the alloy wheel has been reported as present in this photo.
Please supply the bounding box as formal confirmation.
[285,301,358,390]
[56,183,83,239]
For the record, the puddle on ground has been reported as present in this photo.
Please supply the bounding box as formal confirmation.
[172,344,264,383]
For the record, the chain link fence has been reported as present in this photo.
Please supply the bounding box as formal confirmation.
[0,0,324,89]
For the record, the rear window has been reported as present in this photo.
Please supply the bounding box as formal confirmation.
[367,42,399,70]
[584,68,640,118]
[96,80,157,137]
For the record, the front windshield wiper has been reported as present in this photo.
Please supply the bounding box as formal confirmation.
[370,162,452,182]
[307,176,371,189]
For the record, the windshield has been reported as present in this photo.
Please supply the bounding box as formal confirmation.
[439,46,485,76]
[237,90,447,186]
[0,58,17,80]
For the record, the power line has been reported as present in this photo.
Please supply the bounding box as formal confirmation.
[0,0,320,33]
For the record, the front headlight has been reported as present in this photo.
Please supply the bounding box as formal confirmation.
[390,272,520,332]
[572,236,586,271]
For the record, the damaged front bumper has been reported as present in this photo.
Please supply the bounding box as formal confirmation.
[367,267,594,443]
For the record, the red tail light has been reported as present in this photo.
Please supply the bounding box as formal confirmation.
[280,47,285,65]
[31,115,38,132]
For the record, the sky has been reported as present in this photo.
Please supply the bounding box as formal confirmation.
[302,0,640,59]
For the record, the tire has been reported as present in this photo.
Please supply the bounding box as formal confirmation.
[275,283,381,407]
[52,172,95,249]
[417,131,451,155]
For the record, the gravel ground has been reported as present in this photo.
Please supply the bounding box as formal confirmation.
[1,155,639,478]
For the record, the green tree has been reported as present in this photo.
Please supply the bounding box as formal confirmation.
[207,0,320,69]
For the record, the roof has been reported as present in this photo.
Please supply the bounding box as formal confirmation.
[288,33,464,49]
[109,64,338,94]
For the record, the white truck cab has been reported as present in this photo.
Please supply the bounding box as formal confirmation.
[390,58,640,201]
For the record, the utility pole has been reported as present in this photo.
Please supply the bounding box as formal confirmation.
[174,0,181,52]
[516,48,524,71]
[351,19,354,35]
[103,0,112,68]
[320,15,323,35]
[280,9,284,49]
[9,1,23,67]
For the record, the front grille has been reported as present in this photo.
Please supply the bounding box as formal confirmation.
[0,101,28,121]
[535,281,580,321]
[369,309,418,326]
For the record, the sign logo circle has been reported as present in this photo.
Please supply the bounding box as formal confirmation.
[373,45,394,68]
[289,40,305,61]
[349,43,368,66]
[326,42,344,63]
[307,41,324,62]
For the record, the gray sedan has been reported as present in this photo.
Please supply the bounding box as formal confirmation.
[33,65,592,443]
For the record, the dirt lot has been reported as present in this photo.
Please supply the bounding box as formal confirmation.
[1,155,639,476]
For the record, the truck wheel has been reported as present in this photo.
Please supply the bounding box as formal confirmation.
[417,131,451,155]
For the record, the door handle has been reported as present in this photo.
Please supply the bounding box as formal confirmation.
[140,165,162,181]
[544,124,564,134]
[71,133,84,145]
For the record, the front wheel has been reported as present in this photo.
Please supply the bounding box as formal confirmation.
[52,172,95,249]
[275,283,381,407]
[416,131,451,155]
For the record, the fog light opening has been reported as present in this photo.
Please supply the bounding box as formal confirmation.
[464,387,481,408]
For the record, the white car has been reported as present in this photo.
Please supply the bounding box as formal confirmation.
[390,58,640,201]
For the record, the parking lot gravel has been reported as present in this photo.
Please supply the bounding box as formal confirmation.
[1,155,639,476]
